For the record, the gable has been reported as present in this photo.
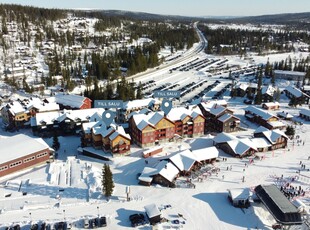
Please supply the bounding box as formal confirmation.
[156,117,175,129]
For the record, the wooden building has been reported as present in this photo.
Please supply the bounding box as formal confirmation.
[262,102,280,111]
[129,111,175,148]
[253,126,288,150]
[0,134,53,178]
[199,102,240,133]
[82,120,131,155]
[244,106,286,130]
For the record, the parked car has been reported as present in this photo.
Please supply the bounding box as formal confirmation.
[129,213,146,227]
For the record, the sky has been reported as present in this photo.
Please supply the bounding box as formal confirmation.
[0,0,309,17]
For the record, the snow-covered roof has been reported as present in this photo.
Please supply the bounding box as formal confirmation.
[284,86,304,98]
[109,126,131,141]
[191,147,219,161]
[132,111,170,131]
[122,98,161,110]
[226,138,257,156]
[50,94,90,108]
[252,137,272,149]
[218,113,239,123]
[138,167,157,183]
[26,98,60,112]
[199,100,227,111]
[256,128,288,144]
[261,85,276,96]
[144,204,161,218]
[277,111,294,119]
[168,149,196,172]
[32,108,105,127]
[213,132,237,144]
[300,109,310,117]
[228,188,250,201]
[254,126,269,134]
[245,106,277,121]
[156,161,179,183]
[3,101,25,115]
[274,70,306,77]
[167,106,203,121]
[267,121,286,129]
[209,104,227,116]
[262,102,279,108]
[0,134,50,164]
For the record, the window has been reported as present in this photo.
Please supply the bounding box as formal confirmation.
[0,165,8,171]
[36,152,48,158]
[24,156,35,163]
[9,161,22,168]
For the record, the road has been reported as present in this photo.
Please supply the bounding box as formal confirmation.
[127,22,208,82]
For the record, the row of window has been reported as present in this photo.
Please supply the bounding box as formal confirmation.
[24,156,35,163]
[0,165,8,172]
[0,152,49,172]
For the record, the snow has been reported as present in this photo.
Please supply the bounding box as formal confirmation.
[0,134,50,164]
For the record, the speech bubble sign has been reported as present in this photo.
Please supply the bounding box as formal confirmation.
[161,99,172,115]
[102,110,116,126]
[154,90,180,98]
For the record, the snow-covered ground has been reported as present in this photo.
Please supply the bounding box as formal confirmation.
[0,97,310,229]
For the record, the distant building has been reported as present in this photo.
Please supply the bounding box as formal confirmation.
[31,108,105,136]
[1,98,59,129]
[283,86,310,105]
[274,70,306,81]
[45,94,92,110]
[117,98,161,123]
[244,106,286,130]
[299,109,310,121]
[0,134,53,178]
[213,132,257,158]
[261,102,280,111]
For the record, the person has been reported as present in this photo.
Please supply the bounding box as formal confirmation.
[222,175,224,180]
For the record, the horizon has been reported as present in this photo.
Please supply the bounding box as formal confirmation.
[0,0,309,17]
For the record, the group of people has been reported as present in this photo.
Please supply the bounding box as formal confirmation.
[280,183,306,199]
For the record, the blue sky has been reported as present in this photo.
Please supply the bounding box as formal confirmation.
[0,0,309,17]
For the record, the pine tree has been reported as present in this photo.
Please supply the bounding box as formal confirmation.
[101,164,114,200]
[285,125,295,138]
[52,133,60,151]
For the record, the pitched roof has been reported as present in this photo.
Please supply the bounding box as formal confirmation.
[156,161,179,182]
[123,98,161,110]
[0,134,50,164]
[300,109,310,117]
[284,86,304,98]
[166,106,203,121]
[213,132,237,144]
[226,138,257,156]
[261,85,276,96]
[245,106,277,121]
[51,94,90,108]
[132,111,172,131]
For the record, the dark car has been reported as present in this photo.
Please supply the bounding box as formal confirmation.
[98,216,107,227]
[31,224,39,230]
[129,213,146,227]
[54,222,66,230]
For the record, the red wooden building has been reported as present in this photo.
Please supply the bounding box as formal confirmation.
[0,134,53,178]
